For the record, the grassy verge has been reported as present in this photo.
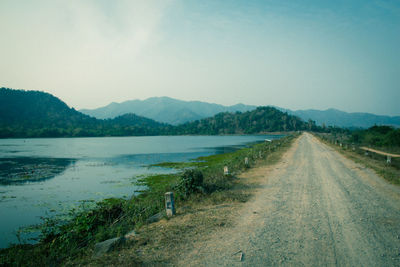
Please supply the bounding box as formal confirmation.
[315,133,400,185]
[0,133,299,266]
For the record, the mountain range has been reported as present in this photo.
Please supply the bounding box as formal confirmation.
[80,97,400,129]
[0,87,309,138]
[80,97,255,125]
[278,108,399,129]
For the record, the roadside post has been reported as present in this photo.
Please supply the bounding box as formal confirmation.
[165,192,175,217]
[245,157,249,167]
[387,156,392,164]
[224,166,229,175]
[265,139,272,152]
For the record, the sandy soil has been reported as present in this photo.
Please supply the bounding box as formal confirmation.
[176,133,400,266]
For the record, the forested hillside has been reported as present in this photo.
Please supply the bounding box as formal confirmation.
[0,88,312,137]
[173,106,313,134]
[0,88,168,137]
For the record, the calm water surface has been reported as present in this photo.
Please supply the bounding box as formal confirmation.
[0,135,282,248]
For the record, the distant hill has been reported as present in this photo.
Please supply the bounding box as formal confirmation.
[0,87,97,128]
[81,97,399,128]
[0,88,167,138]
[80,97,256,125]
[173,106,311,135]
[285,108,400,128]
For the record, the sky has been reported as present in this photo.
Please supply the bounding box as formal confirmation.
[0,0,399,116]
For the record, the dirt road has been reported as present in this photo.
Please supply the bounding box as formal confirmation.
[177,133,400,266]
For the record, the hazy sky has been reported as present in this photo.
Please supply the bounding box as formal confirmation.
[1,0,399,115]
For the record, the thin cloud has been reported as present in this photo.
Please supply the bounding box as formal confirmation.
[0,0,399,115]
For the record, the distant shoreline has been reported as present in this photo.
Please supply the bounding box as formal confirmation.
[0,132,289,140]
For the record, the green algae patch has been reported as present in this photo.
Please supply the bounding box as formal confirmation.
[150,161,201,169]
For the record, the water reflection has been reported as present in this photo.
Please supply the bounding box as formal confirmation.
[0,158,75,185]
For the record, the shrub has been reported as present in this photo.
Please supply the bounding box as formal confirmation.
[176,169,204,198]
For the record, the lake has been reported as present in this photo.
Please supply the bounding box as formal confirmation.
[0,135,282,248]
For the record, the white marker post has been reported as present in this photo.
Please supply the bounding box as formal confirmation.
[387,156,392,164]
[165,192,175,217]
[224,166,229,175]
[245,157,249,167]
[265,139,272,153]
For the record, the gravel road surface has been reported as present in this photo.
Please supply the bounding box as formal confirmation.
[177,133,400,266]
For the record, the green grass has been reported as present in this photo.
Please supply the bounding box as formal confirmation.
[149,161,200,169]
[0,133,299,266]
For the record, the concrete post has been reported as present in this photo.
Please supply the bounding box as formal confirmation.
[245,157,249,166]
[387,156,391,164]
[259,151,262,158]
[224,166,229,175]
[165,192,175,216]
